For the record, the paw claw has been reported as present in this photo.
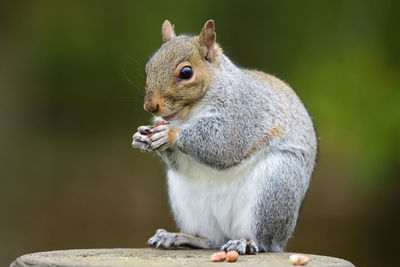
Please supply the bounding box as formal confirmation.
[137,126,150,134]
[246,240,259,254]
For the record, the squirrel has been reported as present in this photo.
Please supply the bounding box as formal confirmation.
[132,19,317,254]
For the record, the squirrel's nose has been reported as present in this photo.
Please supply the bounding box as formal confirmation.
[144,99,160,114]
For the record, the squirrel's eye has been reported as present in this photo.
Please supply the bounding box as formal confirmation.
[179,66,193,80]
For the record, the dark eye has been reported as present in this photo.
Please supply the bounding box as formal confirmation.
[179,66,193,80]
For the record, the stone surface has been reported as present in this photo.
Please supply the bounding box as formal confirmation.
[11,248,355,267]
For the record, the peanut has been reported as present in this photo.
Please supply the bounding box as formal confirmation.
[146,121,167,138]
[289,254,310,265]
[209,251,227,262]
[155,121,167,127]
[226,251,239,262]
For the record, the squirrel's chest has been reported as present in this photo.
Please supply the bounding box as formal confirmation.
[165,150,262,245]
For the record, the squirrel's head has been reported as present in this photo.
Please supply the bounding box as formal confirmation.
[143,19,222,120]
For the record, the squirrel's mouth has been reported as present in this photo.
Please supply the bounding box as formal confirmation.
[162,109,182,121]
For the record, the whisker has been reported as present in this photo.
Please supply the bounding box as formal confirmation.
[128,56,146,78]
[121,68,145,96]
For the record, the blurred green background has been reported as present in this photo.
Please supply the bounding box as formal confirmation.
[1,1,399,266]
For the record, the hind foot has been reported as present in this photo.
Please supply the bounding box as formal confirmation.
[221,238,259,255]
[148,229,210,249]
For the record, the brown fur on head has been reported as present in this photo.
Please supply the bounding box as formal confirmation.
[143,19,222,120]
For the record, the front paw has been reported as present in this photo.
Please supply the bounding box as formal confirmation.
[132,124,153,151]
[132,124,178,152]
[132,130,151,151]
[148,124,175,151]
[147,229,177,249]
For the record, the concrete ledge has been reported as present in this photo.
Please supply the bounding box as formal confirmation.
[11,248,355,267]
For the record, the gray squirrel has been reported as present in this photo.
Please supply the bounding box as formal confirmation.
[132,19,317,254]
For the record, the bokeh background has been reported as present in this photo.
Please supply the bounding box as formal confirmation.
[1,1,399,266]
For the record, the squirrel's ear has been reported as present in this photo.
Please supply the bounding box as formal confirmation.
[198,20,216,62]
[199,20,216,49]
[162,20,176,43]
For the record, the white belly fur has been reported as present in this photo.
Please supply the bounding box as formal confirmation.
[167,148,272,248]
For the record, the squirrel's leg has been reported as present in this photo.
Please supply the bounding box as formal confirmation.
[221,239,258,255]
[254,150,311,252]
[148,229,210,249]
